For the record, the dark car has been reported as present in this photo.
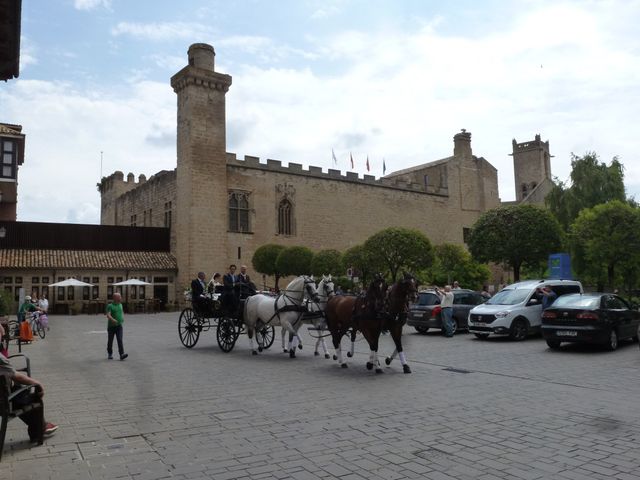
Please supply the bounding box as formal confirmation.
[541,293,640,351]
[407,289,486,335]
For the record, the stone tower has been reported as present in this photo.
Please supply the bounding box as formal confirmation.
[171,43,232,291]
[511,134,552,202]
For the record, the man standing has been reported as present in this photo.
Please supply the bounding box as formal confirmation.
[106,292,128,360]
[435,285,455,337]
[223,265,239,312]
[191,272,211,311]
[238,265,256,297]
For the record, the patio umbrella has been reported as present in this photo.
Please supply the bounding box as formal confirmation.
[48,278,94,287]
[111,279,151,286]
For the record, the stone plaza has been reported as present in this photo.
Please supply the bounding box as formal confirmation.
[3,312,640,480]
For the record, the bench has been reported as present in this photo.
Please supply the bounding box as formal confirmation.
[0,354,44,461]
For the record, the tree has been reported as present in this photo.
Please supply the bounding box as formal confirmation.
[310,249,342,276]
[570,201,640,291]
[546,152,627,229]
[427,243,490,290]
[275,246,314,277]
[252,244,286,290]
[468,205,563,281]
[363,227,434,281]
[342,244,374,285]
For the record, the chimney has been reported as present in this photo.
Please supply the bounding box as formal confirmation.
[453,129,472,158]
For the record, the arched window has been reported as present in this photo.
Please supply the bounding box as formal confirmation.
[228,192,250,232]
[278,198,293,236]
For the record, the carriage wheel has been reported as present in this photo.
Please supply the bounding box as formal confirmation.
[178,308,200,348]
[256,325,275,350]
[217,317,238,353]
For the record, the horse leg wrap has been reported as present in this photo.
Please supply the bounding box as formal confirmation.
[399,351,407,365]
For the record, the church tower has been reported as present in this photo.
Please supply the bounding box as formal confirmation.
[171,44,232,292]
[511,134,552,202]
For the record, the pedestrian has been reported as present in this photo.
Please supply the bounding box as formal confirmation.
[481,285,492,299]
[106,292,128,360]
[435,285,455,337]
[538,286,557,310]
[38,292,49,313]
[453,281,461,289]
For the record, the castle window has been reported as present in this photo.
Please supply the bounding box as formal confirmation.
[228,191,250,233]
[164,202,172,228]
[1,139,16,179]
[130,214,137,227]
[521,183,529,199]
[278,198,294,236]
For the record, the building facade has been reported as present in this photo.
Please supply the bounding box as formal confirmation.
[99,43,558,300]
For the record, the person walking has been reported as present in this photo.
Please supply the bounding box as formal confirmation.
[435,285,455,337]
[106,292,128,360]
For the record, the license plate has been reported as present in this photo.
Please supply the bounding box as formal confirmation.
[556,330,577,337]
[411,312,424,318]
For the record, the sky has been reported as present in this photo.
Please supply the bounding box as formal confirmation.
[2,0,640,224]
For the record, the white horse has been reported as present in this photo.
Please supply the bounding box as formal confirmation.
[304,274,335,359]
[244,275,319,357]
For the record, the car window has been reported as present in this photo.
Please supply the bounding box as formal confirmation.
[606,296,628,310]
[454,293,470,305]
[416,292,439,306]
[552,295,600,309]
[549,285,581,297]
[485,289,530,305]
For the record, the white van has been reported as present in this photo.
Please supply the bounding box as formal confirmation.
[468,279,583,341]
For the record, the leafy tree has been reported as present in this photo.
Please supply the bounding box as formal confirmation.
[275,246,314,277]
[546,152,627,229]
[427,243,490,290]
[468,205,563,282]
[570,200,640,291]
[363,227,434,281]
[252,244,286,290]
[0,288,13,316]
[310,249,343,276]
[342,244,374,285]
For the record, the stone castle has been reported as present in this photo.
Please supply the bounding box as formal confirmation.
[99,43,553,298]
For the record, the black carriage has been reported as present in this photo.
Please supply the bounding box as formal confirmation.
[178,284,275,352]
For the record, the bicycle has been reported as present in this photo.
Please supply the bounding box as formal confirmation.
[29,311,46,339]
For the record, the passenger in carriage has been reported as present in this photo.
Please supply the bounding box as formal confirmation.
[238,265,257,299]
[208,273,223,295]
[191,272,212,312]
[223,265,240,313]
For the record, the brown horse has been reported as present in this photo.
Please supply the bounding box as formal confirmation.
[325,275,388,370]
[382,272,418,373]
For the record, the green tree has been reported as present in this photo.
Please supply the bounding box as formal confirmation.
[363,227,434,281]
[570,201,640,291]
[468,205,563,282]
[310,249,342,276]
[252,244,286,290]
[342,244,374,284]
[427,243,490,290]
[275,246,314,277]
[546,152,627,229]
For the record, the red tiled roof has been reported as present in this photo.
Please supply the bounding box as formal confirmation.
[0,249,177,270]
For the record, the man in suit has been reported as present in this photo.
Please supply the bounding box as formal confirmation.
[191,272,210,313]
[223,265,240,313]
[238,265,256,298]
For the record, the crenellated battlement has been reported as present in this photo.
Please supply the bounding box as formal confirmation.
[97,170,150,194]
[225,153,449,196]
[511,134,549,152]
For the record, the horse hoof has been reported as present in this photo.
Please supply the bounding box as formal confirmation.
[325,354,330,359]
[289,349,296,358]
[403,365,412,374]
[385,357,392,366]
[341,363,348,369]
[366,362,373,370]
[258,346,263,352]
[333,354,338,361]
[298,344,303,350]
[283,349,288,354]
[347,352,353,358]
[252,350,258,356]
[314,351,319,356]
[376,368,384,374]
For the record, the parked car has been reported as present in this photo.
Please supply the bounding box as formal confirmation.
[468,279,583,341]
[541,293,640,351]
[407,289,485,335]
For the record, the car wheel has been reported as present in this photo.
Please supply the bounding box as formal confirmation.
[450,319,458,335]
[546,339,561,349]
[606,329,618,351]
[509,318,529,341]
[414,326,429,334]
[474,333,489,340]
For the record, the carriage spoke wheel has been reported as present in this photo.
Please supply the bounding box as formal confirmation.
[178,308,200,348]
[217,317,238,353]
[256,325,275,350]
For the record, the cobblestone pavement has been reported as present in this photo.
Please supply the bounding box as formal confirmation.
[3,312,640,480]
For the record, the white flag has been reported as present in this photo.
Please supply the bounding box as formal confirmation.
[332,148,337,166]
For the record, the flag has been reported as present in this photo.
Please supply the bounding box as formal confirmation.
[383,158,386,175]
[332,148,337,167]
[350,152,354,170]
[366,156,370,172]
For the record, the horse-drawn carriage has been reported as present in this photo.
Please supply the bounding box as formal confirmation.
[178,284,276,352]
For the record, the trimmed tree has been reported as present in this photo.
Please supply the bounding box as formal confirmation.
[252,244,286,290]
[275,246,314,277]
[428,243,490,290]
[310,249,342,277]
[363,227,435,281]
[342,244,374,285]
[468,204,563,282]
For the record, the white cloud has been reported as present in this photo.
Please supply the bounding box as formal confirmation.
[74,0,112,11]
[111,21,212,41]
